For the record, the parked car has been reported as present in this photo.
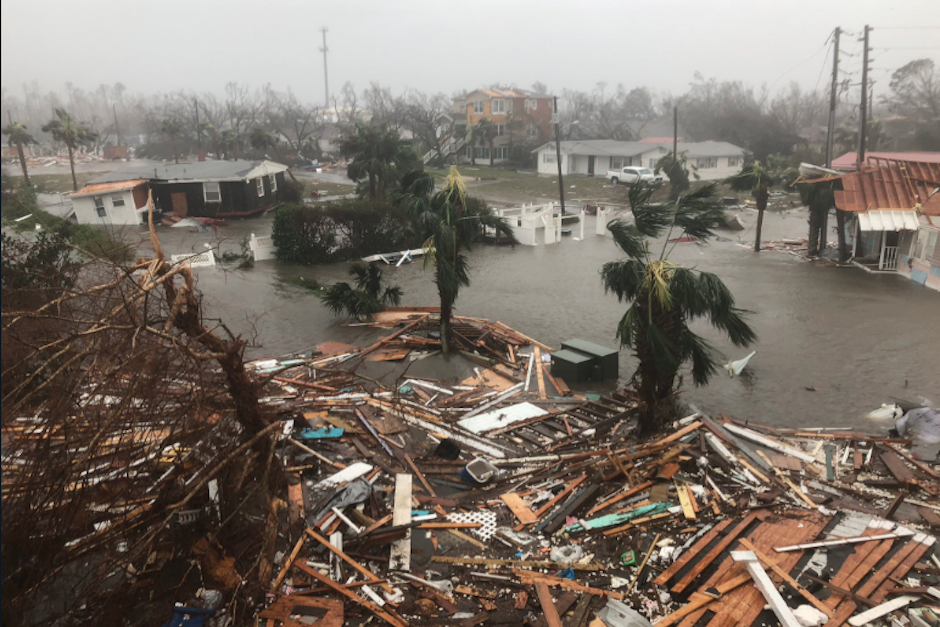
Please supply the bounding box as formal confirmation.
[606,166,663,186]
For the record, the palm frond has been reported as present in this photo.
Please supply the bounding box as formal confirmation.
[673,183,726,240]
[679,329,718,386]
[628,183,671,237]
[601,259,646,302]
[646,323,679,374]
[607,219,647,259]
[615,306,640,348]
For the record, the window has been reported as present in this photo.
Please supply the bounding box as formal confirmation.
[648,158,658,169]
[526,124,538,138]
[525,99,537,111]
[492,99,505,114]
[696,157,718,169]
[204,182,221,203]
[472,100,485,114]
[256,178,264,197]
[269,174,278,193]
[728,156,741,167]
[493,147,509,160]
[495,124,505,136]
[610,157,633,170]
[93,196,106,218]
[466,145,473,159]
[542,152,556,164]
[475,146,489,160]
[110,194,125,208]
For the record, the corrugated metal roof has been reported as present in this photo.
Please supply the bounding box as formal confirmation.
[831,151,940,170]
[858,211,919,231]
[833,160,940,216]
[69,179,148,198]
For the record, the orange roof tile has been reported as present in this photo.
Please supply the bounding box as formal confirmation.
[70,179,148,198]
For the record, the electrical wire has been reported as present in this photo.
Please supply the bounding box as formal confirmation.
[762,36,833,102]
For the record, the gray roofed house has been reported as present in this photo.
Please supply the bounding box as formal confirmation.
[532,140,745,181]
[89,159,287,184]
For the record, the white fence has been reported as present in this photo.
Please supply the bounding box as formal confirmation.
[250,233,277,261]
[170,249,216,268]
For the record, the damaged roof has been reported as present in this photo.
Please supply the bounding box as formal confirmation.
[831,150,940,170]
[69,179,148,198]
[834,159,940,215]
[87,159,288,185]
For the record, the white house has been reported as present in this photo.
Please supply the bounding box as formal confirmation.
[68,179,150,225]
[533,140,746,181]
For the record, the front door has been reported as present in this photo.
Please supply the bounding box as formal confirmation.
[587,155,595,176]
[171,192,188,217]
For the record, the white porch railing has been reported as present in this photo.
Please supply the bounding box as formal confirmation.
[879,245,899,270]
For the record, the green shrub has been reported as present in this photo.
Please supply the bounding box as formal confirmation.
[271,200,422,266]
[279,177,305,203]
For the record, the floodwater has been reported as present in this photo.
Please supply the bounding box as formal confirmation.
[137,207,940,431]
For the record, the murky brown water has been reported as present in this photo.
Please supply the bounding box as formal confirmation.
[140,207,940,431]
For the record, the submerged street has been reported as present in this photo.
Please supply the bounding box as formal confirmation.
[142,208,940,432]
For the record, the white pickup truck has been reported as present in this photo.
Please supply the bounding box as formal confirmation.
[606,166,663,186]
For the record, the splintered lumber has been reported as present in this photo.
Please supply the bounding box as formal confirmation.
[404,453,436,498]
[305,529,393,593]
[676,482,696,519]
[847,595,918,626]
[271,534,307,592]
[537,485,601,535]
[756,450,817,509]
[390,473,412,572]
[587,481,654,516]
[879,447,914,484]
[775,527,915,552]
[731,551,802,627]
[294,561,408,627]
[885,443,939,479]
[654,518,734,586]
[671,510,768,592]
[625,532,660,595]
[525,474,587,524]
[515,570,624,600]
[534,582,564,627]
[723,423,816,464]
[738,538,832,617]
[501,492,538,525]
[534,347,547,400]
[431,556,599,572]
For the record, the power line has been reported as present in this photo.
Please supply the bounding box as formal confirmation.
[762,38,832,101]
[873,46,940,51]
[873,26,940,30]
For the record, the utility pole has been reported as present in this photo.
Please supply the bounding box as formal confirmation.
[672,106,678,160]
[113,104,121,147]
[553,96,566,216]
[857,25,871,170]
[194,98,201,151]
[825,27,840,168]
[320,27,330,109]
[820,27,840,256]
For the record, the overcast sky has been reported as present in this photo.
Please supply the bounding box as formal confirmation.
[2,0,938,103]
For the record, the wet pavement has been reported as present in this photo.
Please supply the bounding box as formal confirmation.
[132,206,940,432]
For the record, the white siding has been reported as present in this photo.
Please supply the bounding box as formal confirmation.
[72,190,142,225]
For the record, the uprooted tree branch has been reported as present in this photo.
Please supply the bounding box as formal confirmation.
[1,200,280,626]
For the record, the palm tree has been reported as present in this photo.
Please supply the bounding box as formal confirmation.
[726,162,774,252]
[160,117,183,164]
[476,117,497,166]
[219,129,239,160]
[201,122,221,159]
[42,108,98,191]
[320,263,403,321]
[2,120,36,186]
[654,152,696,201]
[467,123,485,166]
[341,123,415,208]
[249,127,297,181]
[396,167,516,353]
[602,183,757,433]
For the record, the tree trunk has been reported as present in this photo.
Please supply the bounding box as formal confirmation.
[489,140,494,166]
[67,143,78,191]
[807,207,821,256]
[369,172,377,206]
[16,141,30,186]
[438,287,453,354]
[172,137,179,164]
[632,287,682,434]
[836,209,849,263]
[753,181,768,252]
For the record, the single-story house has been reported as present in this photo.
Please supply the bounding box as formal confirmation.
[70,159,289,225]
[532,140,745,180]
[807,156,940,291]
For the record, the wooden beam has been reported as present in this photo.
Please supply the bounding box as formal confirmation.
[404,453,436,498]
[534,347,547,400]
[739,538,833,617]
[501,492,538,525]
[305,529,393,593]
[654,519,734,586]
[731,551,802,627]
[534,582,564,627]
[431,555,599,571]
[847,595,918,626]
[390,473,412,572]
[293,561,408,627]
[671,511,767,593]
[271,534,306,592]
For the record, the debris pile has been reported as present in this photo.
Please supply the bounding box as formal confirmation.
[250,312,940,627]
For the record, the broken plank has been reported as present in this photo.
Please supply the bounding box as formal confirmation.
[671,510,768,593]
[731,550,802,627]
[738,538,833,617]
[879,447,914,483]
[431,556,599,571]
[389,473,412,572]
[654,519,734,586]
[533,585,570,627]
[515,570,623,600]
[501,492,538,525]
[534,347,547,400]
[293,561,408,627]
[305,529,393,593]
[404,453,437,498]
[847,595,918,626]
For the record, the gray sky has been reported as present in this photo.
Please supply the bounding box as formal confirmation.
[2,0,938,102]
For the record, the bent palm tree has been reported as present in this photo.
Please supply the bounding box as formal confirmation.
[320,263,403,321]
[250,127,297,181]
[2,121,36,186]
[602,183,757,433]
[160,117,183,164]
[341,123,415,207]
[726,162,773,252]
[42,108,98,191]
[396,167,516,353]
